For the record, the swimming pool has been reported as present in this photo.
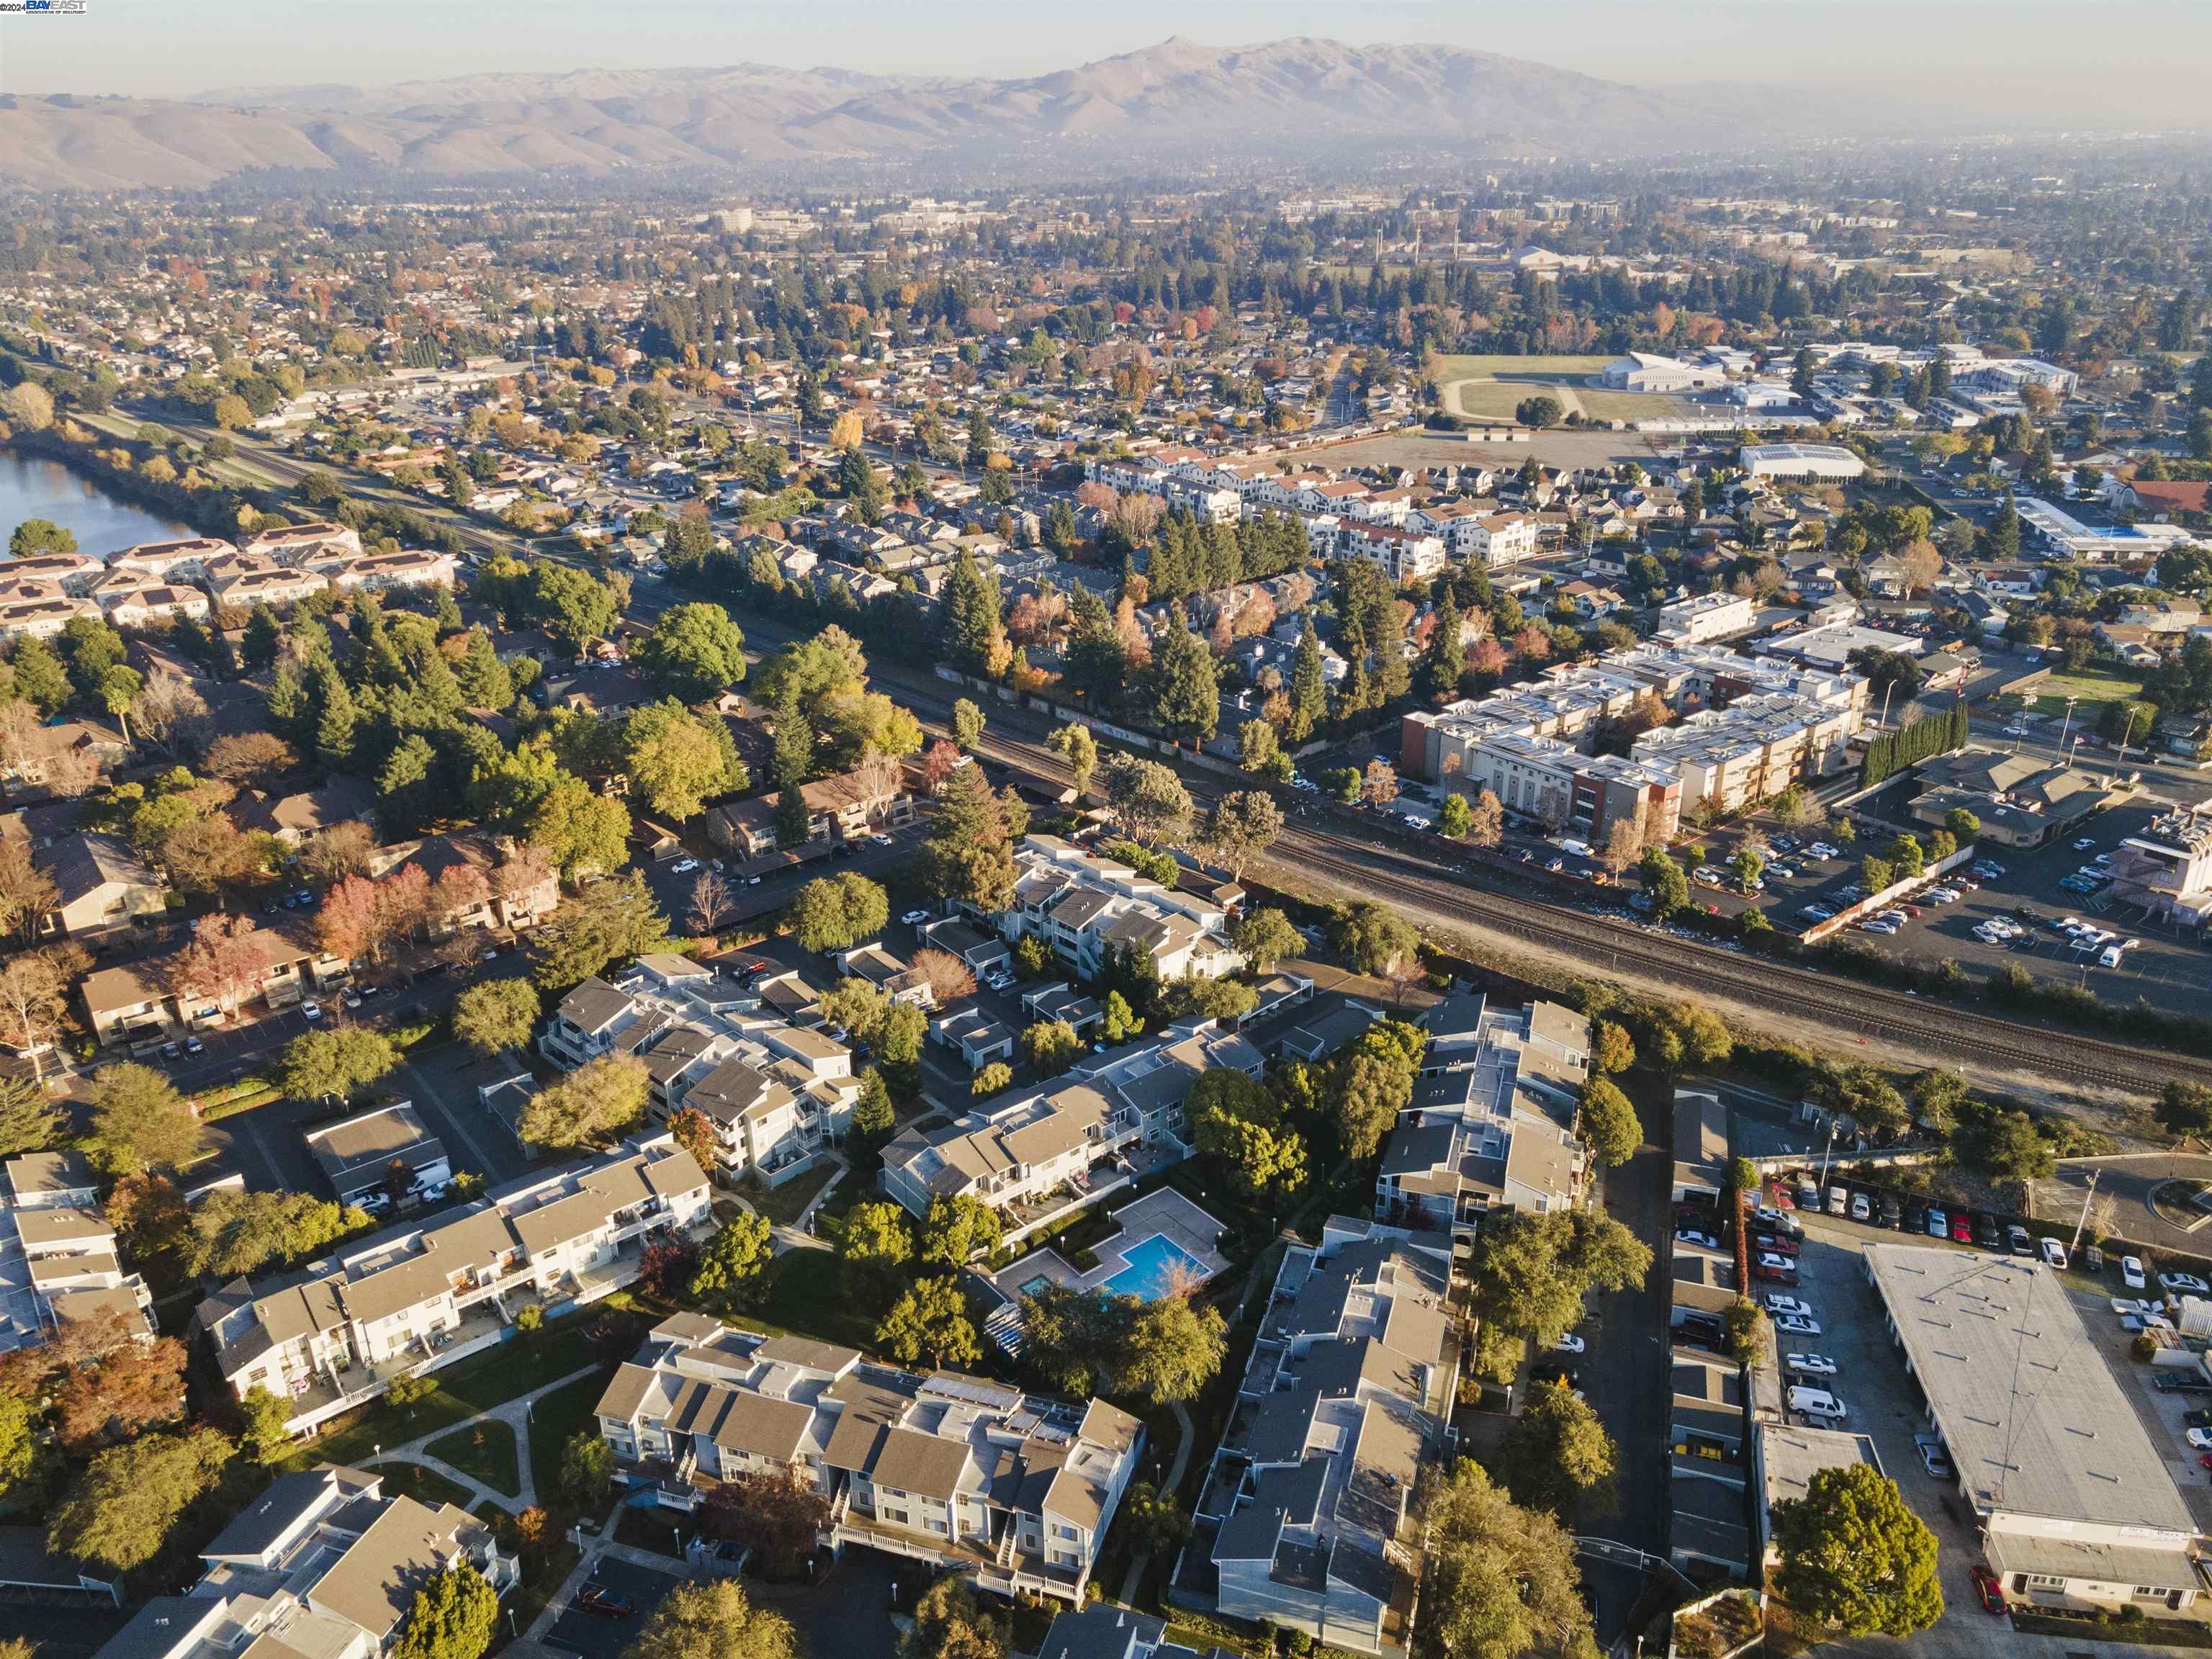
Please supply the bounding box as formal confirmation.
[1099,1233,1211,1300]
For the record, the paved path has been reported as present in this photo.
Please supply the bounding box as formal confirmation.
[364,1364,598,1515]
[1115,1400,1195,1605]
[720,1162,845,1255]
[526,1528,699,1642]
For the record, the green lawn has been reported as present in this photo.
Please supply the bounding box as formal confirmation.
[755,1249,887,1355]
[735,1159,842,1228]
[283,1307,636,1474]
[2028,665,2145,716]
[371,1460,480,1511]
[526,1367,619,1516]
[426,1419,521,1496]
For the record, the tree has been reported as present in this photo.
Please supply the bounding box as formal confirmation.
[1651,1000,1732,1070]
[392,1565,500,1659]
[1637,848,1689,920]
[971,1061,1012,1097]
[453,979,539,1058]
[1591,1020,1635,1076]
[559,1432,615,1512]
[530,564,620,651]
[1233,907,1302,973]
[1495,1380,1617,1521]
[186,1189,358,1279]
[1099,989,1146,1045]
[1723,1297,1772,1369]
[637,603,747,701]
[623,700,745,822]
[837,1201,914,1302]
[1469,1209,1652,1349]
[1201,790,1283,881]
[950,698,986,750]
[911,948,978,1003]
[48,1427,235,1573]
[1119,1480,1191,1557]
[1944,806,1980,844]
[922,765,1019,912]
[2,382,56,432]
[1465,788,1504,848]
[0,1074,64,1159]
[529,872,667,991]
[1328,899,1420,977]
[1515,395,1564,428]
[0,946,78,1086]
[1771,1463,1943,1637]
[851,1069,896,1148]
[1123,1290,1229,1404]
[54,1334,189,1453]
[1146,618,1220,745]
[701,1465,830,1581]
[521,1054,650,1151]
[1436,791,1471,839]
[297,821,376,887]
[2159,1081,2212,1140]
[791,872,888,953]
[690,1212,774,1309]
[86,1063,205,1176]
[280,1026,399,1104]
[1577,1079,1642,1169]
[1020,1019,1084,1076]
[622,1579,796,1659]
[920,1193,1004,1267]
[874,1276,981,1368]
[1420,1460,1598,1659]
[1102,753,1193,845]
[1047,723,1097,796]
[900,1578,1004,1659]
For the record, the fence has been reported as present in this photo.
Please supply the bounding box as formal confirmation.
[1800,844,1976,945]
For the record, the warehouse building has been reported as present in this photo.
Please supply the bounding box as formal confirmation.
[1863,1244,2201,1616]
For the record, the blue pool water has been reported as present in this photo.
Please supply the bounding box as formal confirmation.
[1100,1233,1210,1300]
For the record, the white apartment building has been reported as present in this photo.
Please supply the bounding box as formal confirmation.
[598,1312,1143,1603]
[1194,1218,1459,1659]
[1653,590,1758,645]
[880,1020,1264,1230]
[1334,522,1447,583]
[197,1136,711,1433]
[109,536,231,583]
[94,1465,516,1659]
[1375,999,1591,1244]
[984,837,1245,985]
[0,1151,154,1353]
[1630,691,1858,817]
[541,954,860,1183]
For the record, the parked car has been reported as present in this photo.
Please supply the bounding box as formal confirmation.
[2123,1256,2147,1290]
[1915,1433,1954,1479]
[1950,1213,1973,1244]
[1784,1353,1837,1377]
[1754,1233,1801,1258]
[1974,1214,2001,1250]
[1754,1255,1799,1285]
[669,857,701,876]
[1555,1334,1586,1355]
[1676,1228,1722,1251]
[1850,1192,1872,1223]
[1775,1313,1822,1337]
[2162,1272,2212,1297]
[301,1002,323,1022]
[574,1586,635,1619]
[2182,1408,2212,1431]
[1763,1293,1814,1319]
[2188,1429,2212,1452]
[899,909,932,926]
[1927,1208,1948,1238]
[1969,1565,2007,1615]
[2039,1236,2069,1269]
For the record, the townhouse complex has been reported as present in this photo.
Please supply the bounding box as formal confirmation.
[0,1151,154,1355]
[541,953,860,1184]
[0,527,459,644]
[196,1136,711,1432]
[1400,642,1865,834]
[1182,1218,1459,1659]
[1375,998,1591,1243]
[595,1311,1143,1603]
[881,1017,1267,1237]
[1084,451,1539,574]
[973,836,1246,985]
[96,1465,516,1659]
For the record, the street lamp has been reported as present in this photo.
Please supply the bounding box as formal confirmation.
[2055,694,2080,755]
[1816,1118,1840,1187]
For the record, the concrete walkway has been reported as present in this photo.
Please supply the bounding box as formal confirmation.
[364,1363,599,1515]
[526,1526,700,1642]
[720,1158,845,1255]
[1115,1400,1195,1604]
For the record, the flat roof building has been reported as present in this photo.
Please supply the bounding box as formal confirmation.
[1740,444,1867,482]
[1863,1243,2201,1616]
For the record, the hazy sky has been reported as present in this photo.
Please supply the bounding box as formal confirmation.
[0,0,2205,115]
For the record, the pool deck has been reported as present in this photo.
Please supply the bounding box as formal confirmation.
[990,1187,1229,1303]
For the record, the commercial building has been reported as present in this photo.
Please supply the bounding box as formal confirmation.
[1904,747,2110,849]
[2109,805,2212,928]
[1863,1243,2202,1616]
[94,1465,516,1659]
[1375,997,1589,1246]
[980,837,1244,984]
[2015,498,2198,564]
[1600,352,1727,393]
[1653,591,1758,646]
[197,1136,711,1433]
[594,1312,1143,1604]
[1739,444,1868,482]
[541,954,860,1183]
[1184,1218,1460,1659]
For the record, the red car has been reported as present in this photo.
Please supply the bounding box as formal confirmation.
[1771,1187,1797,1210]
[1969,1566,2007,1616]
[1950,1213,1974,1243]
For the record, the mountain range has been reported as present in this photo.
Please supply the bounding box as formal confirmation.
[0,37,1710,192]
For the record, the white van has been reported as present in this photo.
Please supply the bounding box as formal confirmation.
[1788,1385,1849,1424]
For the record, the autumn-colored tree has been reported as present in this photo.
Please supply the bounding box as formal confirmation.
[911,948,977,1002]
[172,912,264,1013]
[317,875,385,963]
[55,1334,189,1454]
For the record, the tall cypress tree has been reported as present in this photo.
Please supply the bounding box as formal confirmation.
[1289,616,1327,742]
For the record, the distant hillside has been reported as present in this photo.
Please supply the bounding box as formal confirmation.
[0,38,1712,192]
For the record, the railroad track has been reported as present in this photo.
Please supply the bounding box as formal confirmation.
[844,662,2212,1097]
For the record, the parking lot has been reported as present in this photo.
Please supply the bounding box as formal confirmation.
[541,1558,683,1659]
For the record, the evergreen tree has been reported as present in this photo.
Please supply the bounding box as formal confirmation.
[1288,616,1327,741]
[1977,493,2020,561]
[1421,593,1465,701]
[944,552,1009,678]
[1148,609,1220,745]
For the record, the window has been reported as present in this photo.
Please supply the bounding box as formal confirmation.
[926,1518,948,1534]
[2027,1575,2067,1590]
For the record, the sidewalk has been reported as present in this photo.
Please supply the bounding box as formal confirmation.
[364,1363,598,1515]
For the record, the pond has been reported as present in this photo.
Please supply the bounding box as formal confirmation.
[0,447,192,558]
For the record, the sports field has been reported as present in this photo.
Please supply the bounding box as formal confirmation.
[1429,353,1687,425]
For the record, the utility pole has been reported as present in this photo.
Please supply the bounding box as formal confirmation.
[2068,1171,2100,1256]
